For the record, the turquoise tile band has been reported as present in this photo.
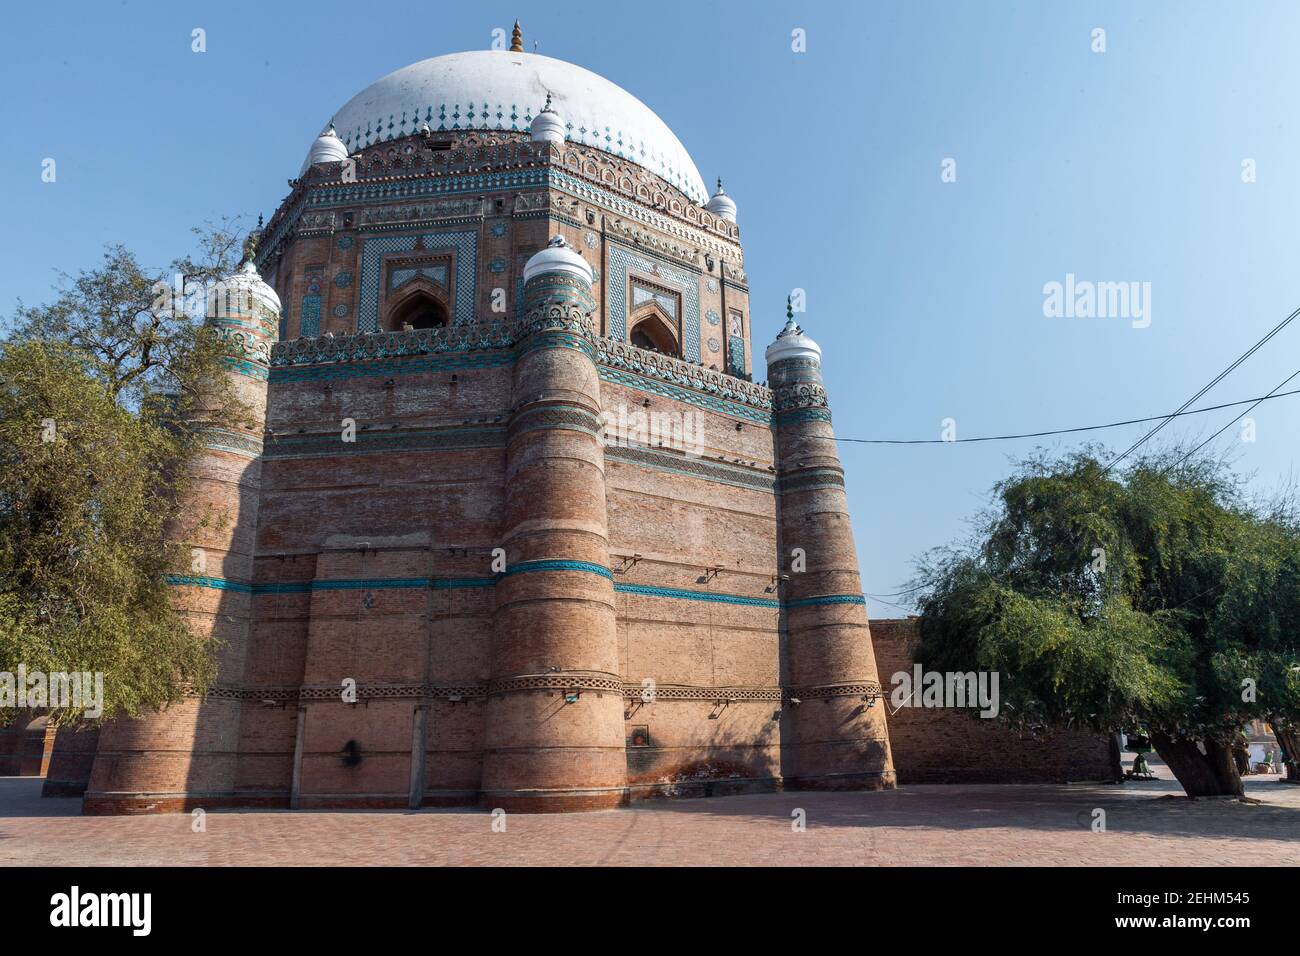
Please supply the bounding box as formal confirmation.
[166,573,862,610]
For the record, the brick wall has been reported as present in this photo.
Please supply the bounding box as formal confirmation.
[870,619,1115,784]
[42,725,100,796]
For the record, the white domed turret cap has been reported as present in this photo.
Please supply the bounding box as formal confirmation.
[765,298,821,365]
[299,123,350,174]
[530,92,566,144]
[523,235,593,285]
[225,260,282,316]
[705,178,737,223]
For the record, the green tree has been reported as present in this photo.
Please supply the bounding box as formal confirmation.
[0,222,252,725]
[913,449,1300,798]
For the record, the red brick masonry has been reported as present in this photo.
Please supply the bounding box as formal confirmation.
[871,619,1114,784]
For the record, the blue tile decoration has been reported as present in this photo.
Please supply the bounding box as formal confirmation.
[337,235,354,250]
[598,365,771,424]
[332,303,350,318]
[727,335,746,376]
[488,257,506,273]
[501,559,613,579]
[167,573,856,611]
[390,264,448,290]
[309,169,547,210]
[606,243,700,360]
[706,309,720,326]
[785,594,868,608]
[490,221,508,237]
[632,282,678,318]
[271,349,513,383]
[336,102,705,204]
[201,426,263,458]
[334,270,353,288]
[262,168,736,286]
[219,357,270,380]
[358,230,477,332]
[300,270,323,338]
[774,407,833,426]
[166,574,253,592]
[299,297,321,338]
[615,583,779,608]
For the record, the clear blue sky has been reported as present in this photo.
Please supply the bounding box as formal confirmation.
[4,1,1299,617]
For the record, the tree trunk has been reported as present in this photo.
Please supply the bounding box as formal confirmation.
[1275,723,1300,784]
[1150,732,1245,798]
[1108,733,1124,783]
[1232,742,1250,776]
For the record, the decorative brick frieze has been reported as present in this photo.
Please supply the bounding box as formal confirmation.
[595,337,771,409]
[198,680,879,705]
[771,381,829,413]
[501,559,613,579]
[774,406,833,426]
[778,467,846,493]
[604,445,776,492]
[786,680,884,701]
[506,404,604,442]
[487,674,624,698]
[262,425,505,460]
[200,427,265,458]
[784,594,868,608]
[271,320,514,366]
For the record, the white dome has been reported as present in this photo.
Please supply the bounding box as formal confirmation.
[523,235,593,285]
[530,94,565,144]
[299,125,350,174]
[225,261,282,316]
[705,179,737,223]
[765,313,821,366]
[319,50,708,204]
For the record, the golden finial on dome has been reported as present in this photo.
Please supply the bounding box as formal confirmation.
[510,20,524,52]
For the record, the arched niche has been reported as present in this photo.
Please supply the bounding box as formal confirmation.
[385,287,449,331]
[629,307,679,356]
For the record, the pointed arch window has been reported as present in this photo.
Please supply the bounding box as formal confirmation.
[628,278,681,357]
[386,291,448,331]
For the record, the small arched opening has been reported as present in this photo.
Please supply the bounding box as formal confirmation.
[629,311,679,356]
[386,292,449,331]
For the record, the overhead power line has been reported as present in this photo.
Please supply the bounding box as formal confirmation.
[1171,367,1300,469]
[834,384,1300,446]
[1101,304,1300,473]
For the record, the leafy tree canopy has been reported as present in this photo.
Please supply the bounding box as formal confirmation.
[913,448,1300,796]
[0,221,253,725]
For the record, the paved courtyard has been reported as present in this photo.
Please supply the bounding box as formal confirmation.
[2,770,1296,866]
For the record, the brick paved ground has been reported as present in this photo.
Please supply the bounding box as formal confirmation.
[2,770,1296,866]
